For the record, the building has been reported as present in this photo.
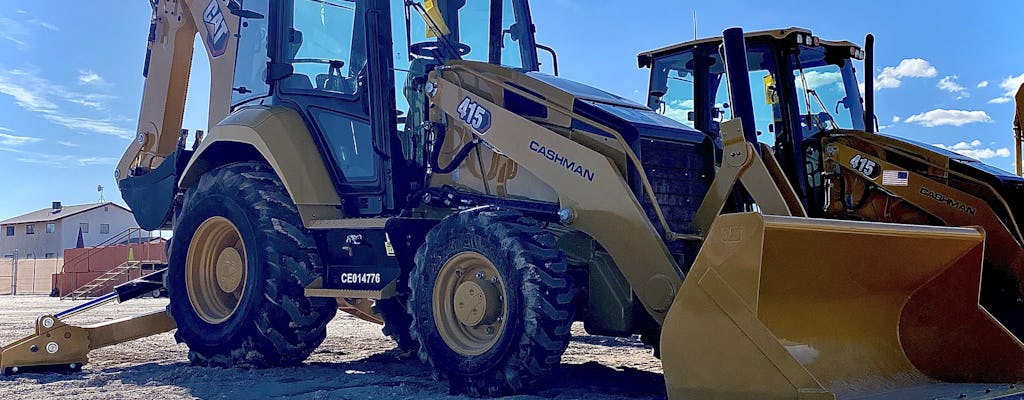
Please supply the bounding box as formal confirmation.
[0,202,146,259]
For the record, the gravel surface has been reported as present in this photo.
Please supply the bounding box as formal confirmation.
[0,296,665,399]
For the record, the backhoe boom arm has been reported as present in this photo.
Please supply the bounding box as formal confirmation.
[115,0,239,182]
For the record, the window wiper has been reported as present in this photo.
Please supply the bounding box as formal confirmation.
[806,88,838,130]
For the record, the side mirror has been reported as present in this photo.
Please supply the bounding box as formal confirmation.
[228,0,265,19]
[536,43,560,76]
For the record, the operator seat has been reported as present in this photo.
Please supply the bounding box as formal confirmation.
[281,28,314,90]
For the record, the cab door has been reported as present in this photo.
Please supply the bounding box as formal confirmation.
[268,0,400,216]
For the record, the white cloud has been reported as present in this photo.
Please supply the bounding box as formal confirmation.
[0,132,42,146]
[28,19,58,32]
[77,70,105,86]
[999,73,1024,97]
[977,81,989,88]
[0,147,117,168]
[0,16,30,49]
[937,75,969,98]
[64,92,115,111]
[57,141,79,147]
[990,73,1024,104]
[0,68,59,111]
[42,115,133,139]
[904,109,992,127]
[892,116,901,123]
[801,71,842,90]
[933,140,1011,160]
[661,99,694,125]
[0,12,57,50]
[874,59,937,90]
[0,66,131,139]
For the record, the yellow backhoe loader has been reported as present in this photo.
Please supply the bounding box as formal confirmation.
[5,2,1024,399]
[640,28,1024,340]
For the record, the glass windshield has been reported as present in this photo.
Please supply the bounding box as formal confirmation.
[790,45,864,134]
[281,0,363,95]
[407,0,537,69]
[649,44,778,145]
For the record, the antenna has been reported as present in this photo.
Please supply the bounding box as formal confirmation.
[97,185,106,203]
[692,10,697,40]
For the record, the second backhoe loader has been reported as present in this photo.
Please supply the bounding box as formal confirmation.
[6,2,1024,399]
[640,27,1024,339]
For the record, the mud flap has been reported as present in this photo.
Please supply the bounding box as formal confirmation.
[661,213,1024,400]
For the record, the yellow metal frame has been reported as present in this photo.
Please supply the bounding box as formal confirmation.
[179,106,343,226]
[1,311,175,374]
[662,213,1024,400]
[117,0,239,181]
[431,71,682,321]
[828,141,1024,293]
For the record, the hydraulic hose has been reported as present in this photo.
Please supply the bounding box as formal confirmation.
[430,124,479,174]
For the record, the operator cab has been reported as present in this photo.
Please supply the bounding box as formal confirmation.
[640,28,866,207]
[228,0,539,217]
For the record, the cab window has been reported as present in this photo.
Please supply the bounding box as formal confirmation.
[648,50,696,128]
[414,0,537,70]
[231,0,271,105]
[709,45,779,147]
[312,108,376,182]
[281,0,363,96]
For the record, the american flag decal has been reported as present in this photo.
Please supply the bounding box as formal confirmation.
[882,170,909,186]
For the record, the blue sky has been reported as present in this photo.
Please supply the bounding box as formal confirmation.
[0,0,1021,219]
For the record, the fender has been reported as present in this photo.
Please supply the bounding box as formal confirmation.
[179,106,343,225]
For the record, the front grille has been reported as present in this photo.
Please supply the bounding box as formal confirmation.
[636,137,713,237]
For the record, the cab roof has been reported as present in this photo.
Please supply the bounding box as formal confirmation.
[637,27,861,68]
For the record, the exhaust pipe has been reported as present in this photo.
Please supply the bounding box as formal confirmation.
[864,34,875,133]
[721,27,759,154]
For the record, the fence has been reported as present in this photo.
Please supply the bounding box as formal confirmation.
[0,258,63,295]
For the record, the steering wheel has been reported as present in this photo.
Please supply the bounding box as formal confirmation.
[409,41,472,61]
[292,58,336,64]
[800,112,836,133]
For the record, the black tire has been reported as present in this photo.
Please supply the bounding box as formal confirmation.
[407,208,575,396]
[373,297,417,353]
[167,162,337,367]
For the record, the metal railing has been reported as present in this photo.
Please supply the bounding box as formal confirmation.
[57,228,166,300]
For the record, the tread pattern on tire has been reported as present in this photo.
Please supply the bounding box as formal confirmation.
[167,162,337,368]
[374,298,417,352]
[408,208,575,397]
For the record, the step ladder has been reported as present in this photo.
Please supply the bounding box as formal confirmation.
[65,261,141,300]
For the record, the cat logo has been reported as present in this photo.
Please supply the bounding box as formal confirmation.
[203,0,230,57]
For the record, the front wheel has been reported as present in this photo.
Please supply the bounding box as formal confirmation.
[408,209,575,396]
[166,162,337,367]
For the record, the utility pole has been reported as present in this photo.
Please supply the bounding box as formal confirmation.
[11,249,18,296]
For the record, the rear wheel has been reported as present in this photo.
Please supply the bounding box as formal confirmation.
[167,162,337,367]
[408,209,575,396]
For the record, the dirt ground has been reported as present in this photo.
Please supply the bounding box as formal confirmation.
[0,296,665,399]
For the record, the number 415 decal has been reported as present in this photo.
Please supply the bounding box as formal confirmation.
[849,154,880,179]
[457,97,492,134]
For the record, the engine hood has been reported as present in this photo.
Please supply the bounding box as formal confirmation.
[888,134,1023,183]
[443,61,707,145]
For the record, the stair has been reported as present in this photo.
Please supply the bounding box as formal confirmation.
[65,261,142,300]
[58,227,166,300]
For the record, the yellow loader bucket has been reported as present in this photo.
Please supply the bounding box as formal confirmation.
[662,213,1024,400]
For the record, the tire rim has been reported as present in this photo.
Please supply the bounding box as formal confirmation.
[433,251,508,356]
[186,216,248,324]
